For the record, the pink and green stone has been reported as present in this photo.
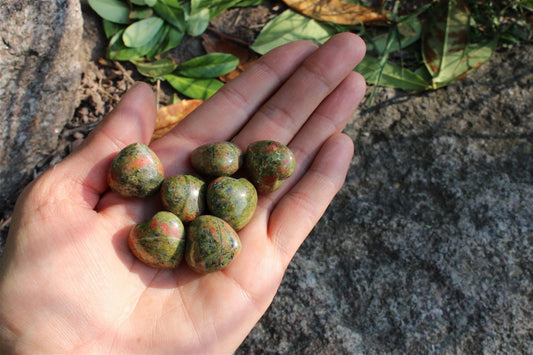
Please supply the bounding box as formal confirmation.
[185,215,241,273]
[245,140,296,194]
[128,211,186,268]
[207,176,257,231]
[107,142,165,198]
[161,174,207,223]
[190,141,243,176]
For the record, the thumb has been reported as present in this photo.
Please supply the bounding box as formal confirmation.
[55,82,157,209]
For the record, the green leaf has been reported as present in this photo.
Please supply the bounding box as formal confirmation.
[518,0,533,11]
[168,93,181,105]
[107,29,150,60]
[234,0,263,6]
[107,25,167,60]
[176,53,239,78]
[190,0,239,18]
[251,9,336,55]
[187,6,210,36]
[103,19,124,39]
[367,15,422,54]
[422,0,495,88]
[143,24,173,58]
[123,16,165,48]
[88,0,131,24]
[131,0,157,5]
[164,75,224,99]
[128,7,154,20]
[153,0,186,31]
[354,55,430,92]
[155,25,185,55]
[132,57,177,78]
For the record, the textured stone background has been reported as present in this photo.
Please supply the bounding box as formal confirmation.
[0,0,83,214]
[237,43,533,353]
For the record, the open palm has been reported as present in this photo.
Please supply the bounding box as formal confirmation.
[0,33,365,353]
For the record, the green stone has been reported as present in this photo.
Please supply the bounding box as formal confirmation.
[185,215,241,273]
[207,176,257,231]
[161,174,206,223]
[128,211,186,268]
[107,142,165,198]
[190,141,243,176]
[245,140,295,194]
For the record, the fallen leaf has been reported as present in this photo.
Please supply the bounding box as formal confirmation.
[202,34,259,82]
[422,0,496,88]
[152,99,203,141]
[283,0,388,25]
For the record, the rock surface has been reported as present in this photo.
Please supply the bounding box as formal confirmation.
[0,0,83,213]
[237,43,533,353]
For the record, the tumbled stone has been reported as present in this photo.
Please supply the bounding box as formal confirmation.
[129,211,186,268]
[185,215,241,273]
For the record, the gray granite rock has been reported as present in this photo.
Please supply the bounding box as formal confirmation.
[238,43,533,353]
[0,0,83,212]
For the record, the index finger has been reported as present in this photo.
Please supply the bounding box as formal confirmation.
[150,40,319,176]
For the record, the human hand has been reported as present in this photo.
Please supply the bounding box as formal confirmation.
[0,32,365,354]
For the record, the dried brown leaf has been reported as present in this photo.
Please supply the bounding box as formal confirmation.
[151,99,204,141]
[283,0,388,25]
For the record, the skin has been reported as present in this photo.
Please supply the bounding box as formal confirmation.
[0,33,366,354]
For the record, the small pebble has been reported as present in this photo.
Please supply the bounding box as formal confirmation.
[190,141,243,176]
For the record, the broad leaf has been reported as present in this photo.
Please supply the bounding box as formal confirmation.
[192,0,254,19]
[422,0,495,88]
[187,6,210,36]
[282,0,388,25]
[103,19,124,39]
[88,0,131,24]
[107,27,165,60]
[143,24,171,58]
[251,9,336,55]
[367,15,422,54]
[132,57,177,78]
[164,75,224,99]
[123,16,165,48]
[155,25,185,55]
[128,7,154,20]
[176,53,239,78]
[131,0,157,5]
[107,30,151,60]
[202,34,259,82]
[355,55,430,92]
[153,0,186,31]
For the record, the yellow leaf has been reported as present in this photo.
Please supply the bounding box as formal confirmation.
[151,99,204,141]
[283,0,388,25]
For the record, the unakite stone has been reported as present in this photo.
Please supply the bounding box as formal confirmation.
[245,140,295,194]
[128,211,186,268]
[207,176,257,231]
[107,142,164,198]
[161,174,206,223]
[190,141,243,176]
[185,215,241,273]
